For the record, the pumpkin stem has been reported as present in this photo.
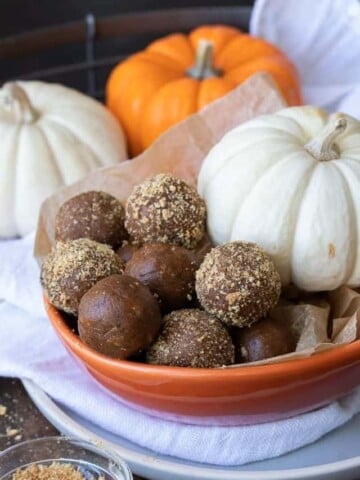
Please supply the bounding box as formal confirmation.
[187,40,222,80]
[0,83,38,123]
[304,113,347,161]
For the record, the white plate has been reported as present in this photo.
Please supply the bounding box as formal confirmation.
[23,379,360,480]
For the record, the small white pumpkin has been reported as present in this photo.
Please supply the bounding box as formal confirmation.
[198,106,360,291]
[0,81,127,238]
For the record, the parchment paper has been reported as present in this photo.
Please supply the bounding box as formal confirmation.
[225,288,360,367]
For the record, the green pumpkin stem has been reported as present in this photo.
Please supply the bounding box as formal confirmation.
[187,40,222,80]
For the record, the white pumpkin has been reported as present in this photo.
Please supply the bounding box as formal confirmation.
[198,106,360,291]
[0,81,127,238]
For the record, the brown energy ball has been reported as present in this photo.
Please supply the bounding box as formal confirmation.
[40,238,123,315]
[234,317,297,363]
[196,242,281,328]
[78,274,162,359]
[125,243,197,312]
[55,191,127,248]
[116,243,139,264]
[193,233,213,267]
[125,174,206,249]
[147,309,235,368]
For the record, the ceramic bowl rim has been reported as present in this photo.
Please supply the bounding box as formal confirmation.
[45,296,360,380]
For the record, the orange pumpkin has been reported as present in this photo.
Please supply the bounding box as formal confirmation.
[106,25,302,156]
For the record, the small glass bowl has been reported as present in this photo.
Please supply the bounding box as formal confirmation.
[0,436,133,480]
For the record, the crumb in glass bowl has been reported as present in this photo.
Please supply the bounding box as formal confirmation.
[0,437,132,480]
[11,462,104,480]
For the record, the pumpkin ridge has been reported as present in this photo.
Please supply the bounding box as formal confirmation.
[224,52,289,70]
[228,123,303,143]
[330,160,359,283]
[139,76,199,149]
[200,130,301,196]
[43,116,103,168]
[140,77,200,150]
[229,150,314,244]
[146,33,194,69]
[133,52,185,73]
[287,161,320,285]
[45,102,124,128]
[216,36,283,70]
[276,110,313,142]
[20,80,106,112]
[196,77,234,111]
[35,123,66,185]
[203,143,297,244]
[290,162,351,290]
[131,61,186,142]
[106,58,182,155]
[225,55,302,106]
[233,111,300,130]
[106,57,182,108]
[240,153,317,285]
[40,99,127,163]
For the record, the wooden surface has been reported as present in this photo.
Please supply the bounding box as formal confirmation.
[0,378,144,479]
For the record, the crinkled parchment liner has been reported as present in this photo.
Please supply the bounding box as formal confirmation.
[34,72,360,367]
[225,286,360,367]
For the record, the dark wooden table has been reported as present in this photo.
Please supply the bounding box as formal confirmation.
[0,377,144,479]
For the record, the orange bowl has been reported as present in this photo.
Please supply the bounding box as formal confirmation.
[45,297,360,426]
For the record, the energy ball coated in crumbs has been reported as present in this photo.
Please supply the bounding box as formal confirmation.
[147,308,235,368]
[125,173,206,249]
[195,241,281,327]
[40,238,124,315]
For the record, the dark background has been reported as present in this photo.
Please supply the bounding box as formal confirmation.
[0,1,254,96]
[0,0,254,36]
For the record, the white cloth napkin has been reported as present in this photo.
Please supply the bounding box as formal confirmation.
[2,0,360,467]
[1,234,360,467]
[250,0,360,114]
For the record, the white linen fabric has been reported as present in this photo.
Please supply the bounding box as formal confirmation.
[250,0,360,114]
[2,0,360,466]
